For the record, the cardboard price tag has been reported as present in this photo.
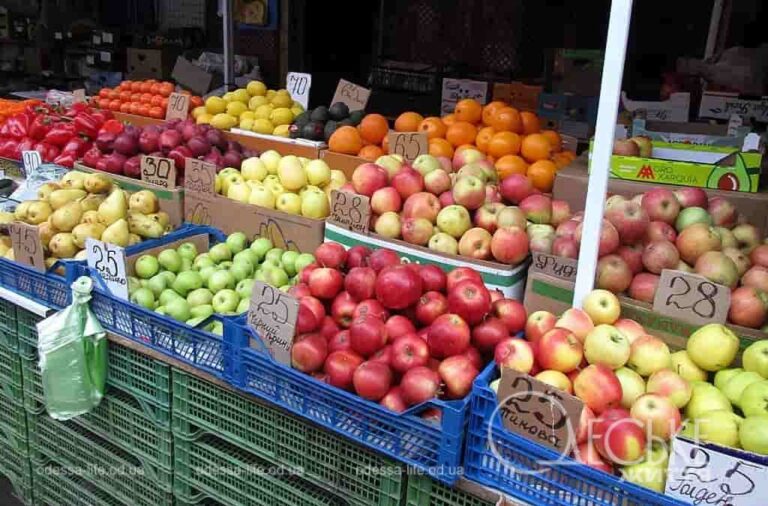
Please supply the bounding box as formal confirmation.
[184,158,216,195]
[531,253,578,282]
[666,437,768,505]
[72,89,86,103]
[21,151,41,177]
[9,222,45,271]
[330,190,370,234]
[86,238,128,300]
[652,269,730,327]
[247,281,299,364]
[496,368,583,453]
[166,92,190,121]
[287,72,312,110]
[140,155,176,188]
[331,79,371,111]
[388,132,428,161]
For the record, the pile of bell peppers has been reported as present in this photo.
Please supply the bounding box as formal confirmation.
[0,102,116,168]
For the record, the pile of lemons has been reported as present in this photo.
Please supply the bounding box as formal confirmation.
[191,81,304,137]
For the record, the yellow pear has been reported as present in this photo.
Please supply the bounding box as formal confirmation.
[72,223,106,249]
[83,173,113,194]
[0,244,8,257]
[79,194,105,212]
[101,219,130,247]
[60,171,87,189]
[81,210,100,225]
[44,257,65,275]
[49,189,87,210]
[25,201,53,225]
[38,222,57,249]
[37,182,61,201]
[51,202,83,232]
[98,190,128,226]
[128,233,142,246]
[148,212,170,229]
[128,190,159,214]
[0,236,11,249]
[14,201,31,221]
[48,233,78,258]
[0,211,13,225]
[4,248,14,260]
[74,250,87,261]
[128,214,164,239]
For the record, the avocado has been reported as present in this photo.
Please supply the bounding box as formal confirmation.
[310,106,329,123]
[293,111,310,128]
[338,118,354,127]
[302,121,325,141]
[328,102,350,121]
[348,110,365,125]
[706,153,753,191]
[324,120,338,142]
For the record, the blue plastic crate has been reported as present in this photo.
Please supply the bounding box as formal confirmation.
[463,363,687,506]
[223,316,469,485]
[89,224,233,377]
[0,256,82,309]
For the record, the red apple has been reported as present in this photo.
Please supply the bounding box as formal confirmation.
[297,303,319,333]
[371,187,403,214]
[613,139,641,156]
[490,226,530,264]
[438,190,454,207]
[368,249,400,273]
[324,350,364,389]
[729,286,767,328]
[576,405,596,444]
[288,283,312,299]
[641,188,680,225]
[370,345,392,365]
[537,328,583,373]
[628,273,660,303]
[402,192,441,223]
[551,200,572,227]
[300,296,325,325]
[573,364,623,414]
[575,441,613,474]
[318,316,340,340]
[596,255,633,293]
[447,280,491,325]
[439,355,479,399]
[353,361,392,400]
[331,291,357,328]
[555,308,594,342]
[708,196,737,228]
[525,311,557,344]
[644,221,677,244]
[352,163,389,196]
[314,242,348,269]
[471,317,510,352]
[556,219,580,241]
[427,313,471,358]
[463,346,483,370]
[630,393,682,440]
[499,174,533,204]
[592,407,646,464]
[353,299,389,321]
[328,329,352,352]
[344,267,377,302]
[349,316,388,357]
[674,187,708,209]
[291,333,328,373]
[309,268,344,300]
[605,200,649,245]
[613,319,645,344]
[380,386,407,412]
[400,366,440,405]
[415,291,448,326]
[742,265,768,292]
[299,263,318,284]
[474,203,505,233]
[446,267,483,291]
[575,220,619,256]
[418,264,447,292]
[642,240,680,274]
[519,194,552,224]
[458,227,493,260]
[676,223,722,265]
[494,338,535,374]
[390,333,430,373]
[552,237,579,259]
[492,299,527,335]
[615,244,643,275]
[346,245,372,268]
[385,315,416,340]
[375,265,423,309]
[751,244,768,268]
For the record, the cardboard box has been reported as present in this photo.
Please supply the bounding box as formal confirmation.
[172,56,221,96]
[537,93,598,140]
[319,150,367,180]
[620,92,691,122]
[225,129,323,159]
[184,161,324,253]
[492,82,542,112]
[699,91,768,122]
[127,48,163,79]
[324,221,530,299]
[74,162,185,227]
[631,116,753,147]
[112,112,165,128]
[553,160,768,236]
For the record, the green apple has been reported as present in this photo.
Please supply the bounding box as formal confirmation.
[675,206,712,232]
[207,270,235,293]
[241,157,268,181]
[172,271,203,297]
[158,249,182,273]
[253,269,266,282]
[190,304,214,320]
[722,371,764,408]
[155,306,167,316]
[146,274,168,297]
[127,276,141,295]
[177,242,198,261]
[263,266,289,287]
[165,298,191,322]
[743,340,768,378]
[236,298,250,314]
[621,459,666,493]
[681,410,742,448]
[279,284,291,292]
[232,256,255,274]
[670,350,708,382]
[159,289,183,306]
[225,232,248,254]
[180,257,193,272]
[217,261,233,270]
[212,289,239,313]
[740,415,768,454]
[739,380,768,416]
[294,253,315,274]
[686,323,739,371]
[685,383,732,419]
[187,288,213,307]
[186,316,208,327]
[207,321,224,336]
[199,265,217,284]
[265,248,284,265]
[250,238,273,260]
[130,287,155,309]
[714,368,743,390]
[193,253,214,270]
[209,243,233,263]
[134,255,160,279]
[281,251,299,277]
[437,205,472,239]
[159,270,176,285]
[248,186,276,209]
[236,278,255,299]
[229,262,252,282]
[233,250,258,268]
[301,190,330,219]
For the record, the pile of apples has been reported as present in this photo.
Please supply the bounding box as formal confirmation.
[217,150,348,220]
[128,233,314,330]
[288,242,528,412]
[347,150,572,265]
[549,186,768,329]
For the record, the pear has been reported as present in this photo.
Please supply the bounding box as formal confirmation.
[98,190,128,226]
[25,201,53,225]
[0,244,8,257]
[81,210,101,225]
[83,173,113,194]
[148,211,170,229]
[79,194,105,212]
[129,190,159,214]
[14,201,31,221]
[38,222,57,249]
[0,236,11,249]
[48,233,78,258]
[128,233,142,246]
[44,257,65,275]
[4,248,14,260]
[128,214,164,239]
[0,211,13,225]
[51,202,83,232]
[72,223,106,249]
[74,249,87,261]
[49,189,87,210]
[101,219,130,247]
[60,171,87,189]
[37,182,60,201]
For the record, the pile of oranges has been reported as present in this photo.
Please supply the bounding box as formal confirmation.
[93,79,204,119]
[327,98,575,193]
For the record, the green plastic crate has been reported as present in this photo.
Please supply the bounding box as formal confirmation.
[173,479,226,506]
[174,434,347,506]
[32,460,124,506]
[173,369,404,506]
[0,343,23,403]
[406,474,496,506]
[0,401,27,448]
[15,307,39,359]
[28,413,173,506]
[0,434,32,506]
[0,297,18,351]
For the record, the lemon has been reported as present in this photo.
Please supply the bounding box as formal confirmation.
[239,111,255,121]
[191,106,207,119]
[270,92,293,108]
[239,118,255,130]
[273,124,291,137]
[266,90,277,101]
[254,104,274,120]
[196,113,213,125]
[252,119,275,135]
[248,96,268,110]
[205,96,227,114]
[290,105,304,116]
[269,108,294,126]
[222,92,235,102]
[246,80,267,97]
[232,88,250,104]
[210,113,238,130]
[226,101,248,117]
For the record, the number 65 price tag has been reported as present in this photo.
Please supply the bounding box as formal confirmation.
[652,269,730,326]
[86,238,128,300]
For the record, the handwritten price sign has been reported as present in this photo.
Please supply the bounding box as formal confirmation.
[140,155,176,188]
[247,281,299,364]
[184,158,216,195]
[21,151,42,177]
[388,132,428,162]
[331,79,370,111]
[165,92,190,121]
[287,72,312,110]
[330,190,370,234]
[652,269,730,326]
[532,253,578,282]
[86,238,128,300]
[9,222,45,271]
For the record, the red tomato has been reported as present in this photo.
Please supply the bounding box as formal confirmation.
[159,83,174,97]
[138,105,150,117]
[150,95,163,107]
[139,82,152,93]
[149,106,164,119]
[98,88,110,98]
[129,102,141,115]
[120,102,131,113]
[190,96,203,108]
[109,99,122,111]
[130,82,142,92]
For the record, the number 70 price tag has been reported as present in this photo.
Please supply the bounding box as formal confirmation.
[86,238,128,300]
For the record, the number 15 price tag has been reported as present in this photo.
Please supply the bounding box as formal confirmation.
[86,238,128,300]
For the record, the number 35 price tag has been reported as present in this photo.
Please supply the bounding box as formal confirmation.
[86,238,128,300]
[652,269,730,326]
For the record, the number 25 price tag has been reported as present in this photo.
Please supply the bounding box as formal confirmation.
[652,269,730,326]
[286,72,312,110]
[165,92,189,121]
[247,281,299,364]
[86,238,128,300]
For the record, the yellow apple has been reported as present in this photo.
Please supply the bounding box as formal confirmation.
[265,180,286,199]
[305,159,331,186]
[581,289,621,325]
[277,155,307,191]
[226,180,251,203]
[276,193,302,215]
[300,190,330,219]
[330,169,347,187]
[259,150,282,175]
[248,186,276,209]
[220,173,244,196]
[240,157,268,181]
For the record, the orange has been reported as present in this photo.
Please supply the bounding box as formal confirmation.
[489,107,522,133]
[358,114,389,145]
[454,98,482,124]
[381,134,389,152]
[328,126,363,155]
[482,101,507,126]
[429,138,454,158]
[520,111,541,135]
[527,160,557,192]
[551,152,573,169]
[358,144,385,161]
[445,121,477,147]
[541,129,562,152]
[487,131,521,158]
[418,117,447,139]
[520,133,552,162]
[394,111,424,132]
[441,113,457,126]
[475,126,496,153]
[455,144,478,155]
[495,155,528,179]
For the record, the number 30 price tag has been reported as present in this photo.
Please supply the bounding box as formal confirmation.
[141,155,176,188]
[86,238,128,300]
[652,269,730,326]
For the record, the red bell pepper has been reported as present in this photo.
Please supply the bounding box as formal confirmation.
[0,140,18,159]
[73,113,101,139]
[16,137,35,156]
[1,114,31,140]
[44,123,76,147]
[65,102,91,118]
[52,152,76,168]
[100,119,124,135]
[29,115,56,141]
[90,110,113,124]
[34,142,61,162]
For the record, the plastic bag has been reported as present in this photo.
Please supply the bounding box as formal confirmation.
[37,276,107,420]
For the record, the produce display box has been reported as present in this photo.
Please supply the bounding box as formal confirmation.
[87,225,231,376]
[492,81,542,113]
[227,128,325,159]
[620,92,691,122]
[631,115,754,147]
[74,161,185,227]
[405,474,498,506]
[0,297,17,351]
[172,369,405,506]
[0,435,32,506]
[113,111,165,128]
[462,364,685,506]
[320,150,369,180]
[324,221,530,299]
[553,160,768,236]
[184,158,325,253]
[0,255,82,310]
[223,316,470,485]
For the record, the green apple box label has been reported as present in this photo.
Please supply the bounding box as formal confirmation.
[247,281,299,365]
[652,269,730,327]
[330,190,370,234]
[166,92,190,121]
[141,155,176,189]
[331,79,370,112]
[86,237,128,300]
[9,222,45,271]
[388,132,428,162]
[532,253,578,282]
[496,368,583,453]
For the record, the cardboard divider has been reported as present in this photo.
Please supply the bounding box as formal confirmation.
[112,112,165,128]
[74,162,185,227]
[225,129,323,159]
[319,150,367,180]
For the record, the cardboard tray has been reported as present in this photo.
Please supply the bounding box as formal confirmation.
[226,129,324,159]
[319,150,367,180]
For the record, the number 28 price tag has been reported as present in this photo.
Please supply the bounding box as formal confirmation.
[652,269,730,326]
[86,238,128,300]
[286,72,312,110]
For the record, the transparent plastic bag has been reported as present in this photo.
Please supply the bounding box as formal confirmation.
[37,276,107,420]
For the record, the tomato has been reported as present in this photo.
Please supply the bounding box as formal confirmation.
[98,88,110,98]
[137,105,150,117]
[130,93,141,103]
[140,93,152,104]
[130,82,141,92]
[148,83,159,95]
[190,96,203,108]
[139,82,152,93]
[146,79,157,84]
[118,81,131,90]
[109,99,122,111]
[161,98,169,109]
[120,102,131,113]
[107,90,120,100]
[149,106,164,119]
[129,102,141,115]
[98,98,111,110]
[150,95,163,107]
[159,82,174,97]
[119,91,132,102]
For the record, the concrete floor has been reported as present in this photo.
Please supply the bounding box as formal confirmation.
[0,476,24,506]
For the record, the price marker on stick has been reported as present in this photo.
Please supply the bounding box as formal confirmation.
[287,72,312,110]
[166,92,190,121]
[9,222,45,271]
[331,79,371,111]
[247,281,299,364]
[140,155,176,188]
[330,190,370,234]
[387,132,428,162]
[21,150,42,177]
[86,238,128,300]
[652,269,730,326]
